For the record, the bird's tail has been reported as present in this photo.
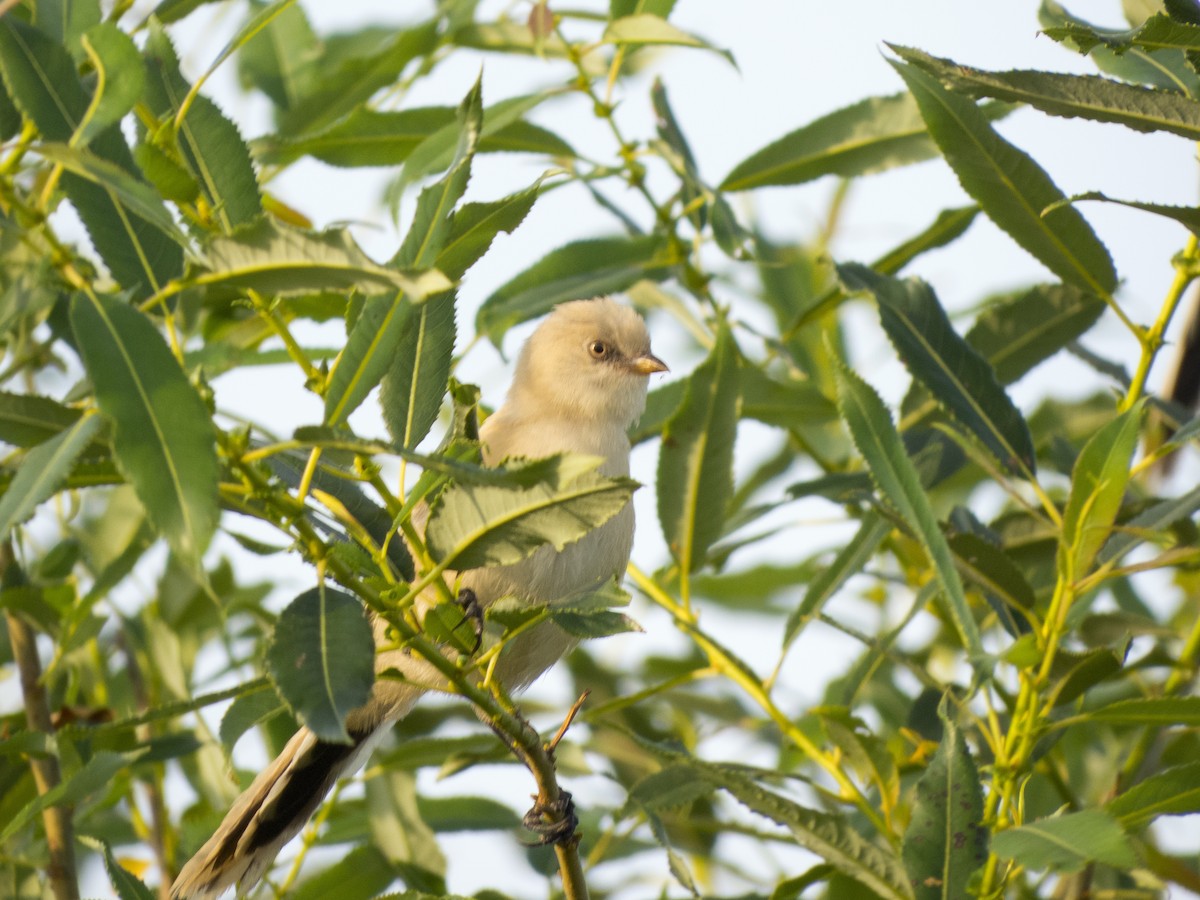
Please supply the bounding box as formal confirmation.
[170,724,380,899]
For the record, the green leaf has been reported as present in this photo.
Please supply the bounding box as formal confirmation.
[70,293,218,568]
[35,143,190,246]
[1057,404,1141,582]
[657,324,741,573]
[425,457,636,570]
[1098,483,1200,565]
[0,413,101,534]
[964,283,1104,385]
[602,14,733,64]
[891,58,1117,297]
[380,296,455,449]
[267,585,374,744]
[277,21,438,136]
[1,750,140,843]
[990,809,1137,873]
[948,533,1034,638]
[740,366,838,430]
[895,44,1200,141]
[435,183,540,283]
[1108,762,1200,828]
[236,0,319,113]
[683,758,913,899]
[0,392,84,447]
[291,845,401,900]
[0,19,183,296]
[150,0,224,24]
[610,0,677,20]
[219,684,286,750]
[902,701,986,899]
[324,295,415,427]
[34,0,101,53]
[1054,191,1200,235]
[81,836,155,900]
[835,364,984,662]
[784,513,891,648]
[144,23,262,232]
[76,23,144,145]
[630,378,686,445]
[1040,2,1200,94]
[477,235,675,345]
[198,219,449,298]
[723,93,944,191]
[839,263,1035,476]
[1071,696,1200,726]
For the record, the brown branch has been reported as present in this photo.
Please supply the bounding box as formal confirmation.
[2,542,80,900]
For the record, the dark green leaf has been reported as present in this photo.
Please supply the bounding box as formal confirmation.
[219,684,286,749]
[1,750,139,843]
[0,413,102,534]
[839,263,1035,475]
[77,23,144,145]
[1098,483,1200,565]
[436,183,540,283]
[657,324,741,573]
[267,585,375,744]
[291,845,400,900]
[144,23,262,232]
[902,699,987,899]
[740,366,838,430]
[948,533,1034,638]
[964,283,1104,385]
[835,364,983,661]
[70,293,218,568]
[896,44,1200,141]
[891,58,1117,296]
[1055,191,1200,235]
[1071,696,1200,727]
[0,392,83,447]
[723,93,944,191]
[990,809,1137,873]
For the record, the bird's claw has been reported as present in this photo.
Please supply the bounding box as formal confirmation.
[454,587,483,654]
[522,790,578,847]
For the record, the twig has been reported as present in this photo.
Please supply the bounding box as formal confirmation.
[2,542,80,900]
[548,690,590,755]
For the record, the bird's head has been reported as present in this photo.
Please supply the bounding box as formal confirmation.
[511,297,668,428]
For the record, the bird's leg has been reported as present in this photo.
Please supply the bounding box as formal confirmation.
[452,587,483,654]
[522,790,578,847]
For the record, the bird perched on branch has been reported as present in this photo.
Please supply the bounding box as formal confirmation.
[171,298,667,899]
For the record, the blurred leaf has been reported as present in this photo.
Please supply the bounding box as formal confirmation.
[34,0,101,52]
[902,699,987,899]
[292,845,401,900]
[991,809,1137,873]
[144,23,262,232]
[219,684,286,750]
[602,14,732,64]
[70,294,218,568]
[657,323,741,573]
[277,21,438,136]
[785,513,890,649]
[1099,483,1200,565]
[1069,696,1200,727]
[1058,404,1141,583]
[741,366,838,429]
[631,378,686,445]
[425,458,636,570]
[835,364,983,662]
[80,836,154,900]
[198,220,449,298]
[76,23,144,145]
[964,283,1104,385]
[150,0,224,24]
[0,413,101,534]
[840,263,1035,475]
[891,57,1118,296]
[723,93,944,191]
[418,795,520,832]
[1,750,139,842]
[1108,761,1200,827]
[477,235,675,345]
[610,0,677,20]
[366,770,447,888]
[236,0,319,113]
[0,392,84,447]
[1049,644,1125,706]
[267,585,374,743]
[948,533,1035,638]
[896,44,1200,140]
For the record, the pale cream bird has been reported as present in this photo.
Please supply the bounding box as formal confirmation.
[171,298,667,899]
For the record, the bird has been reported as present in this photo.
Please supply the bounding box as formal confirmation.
[170,297,668,899]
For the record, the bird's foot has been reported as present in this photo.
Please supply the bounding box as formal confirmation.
[522,791,578,847]
[454,587,483,654]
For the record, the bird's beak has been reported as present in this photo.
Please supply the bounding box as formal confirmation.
[628,353,669,376]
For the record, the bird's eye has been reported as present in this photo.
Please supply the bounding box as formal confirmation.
[588,340,609,359]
